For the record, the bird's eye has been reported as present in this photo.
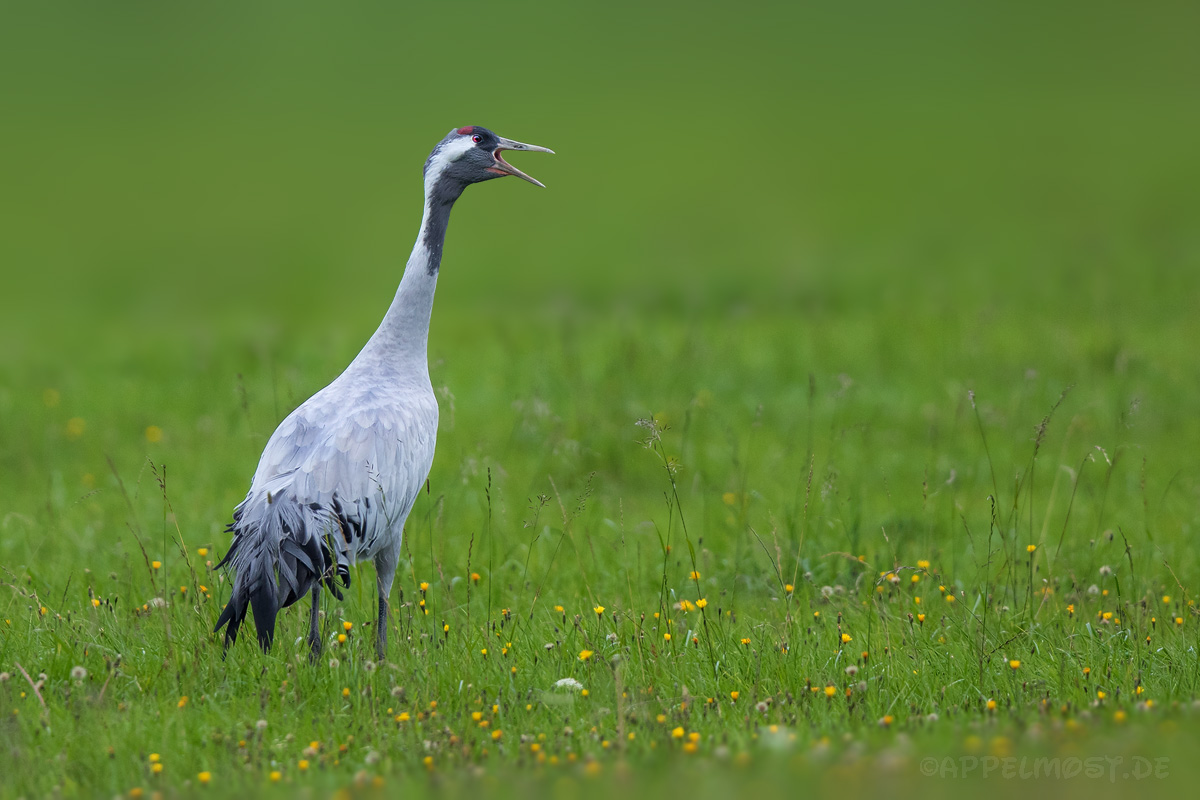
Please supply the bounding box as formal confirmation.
[471,134,482,144]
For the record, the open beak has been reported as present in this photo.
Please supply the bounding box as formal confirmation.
[488,136,555,188]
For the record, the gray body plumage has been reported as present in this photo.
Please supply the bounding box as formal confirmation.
[214,126,551,657]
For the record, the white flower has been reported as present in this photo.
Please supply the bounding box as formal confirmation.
[70,665,87,681]
[553,678,584,692]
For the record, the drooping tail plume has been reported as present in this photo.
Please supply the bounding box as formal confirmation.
[214,488,350,652]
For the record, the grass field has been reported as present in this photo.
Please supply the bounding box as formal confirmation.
[3,2,1200,798]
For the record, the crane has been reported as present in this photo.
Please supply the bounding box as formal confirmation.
[214,126,553,660]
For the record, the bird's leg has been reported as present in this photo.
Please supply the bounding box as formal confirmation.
[376,590,388,662]
[374,545,399,663]
[307,586,322,663]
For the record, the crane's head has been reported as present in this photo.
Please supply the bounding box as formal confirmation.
[424,126,553,199]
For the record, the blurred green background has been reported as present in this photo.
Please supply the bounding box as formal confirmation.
[1,0,1198,549]
[3,0,1198,330]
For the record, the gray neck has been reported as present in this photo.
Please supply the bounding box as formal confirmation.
[421,176,464,275]
[353,175,464,372]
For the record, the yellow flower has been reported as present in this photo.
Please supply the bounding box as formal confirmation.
[337,634,347,644]
[1097,690,1106,699]
[152,561,162,570]
[197,771,211,785]
[813,611,820,618]
[740,637,751,645]
[65,417,86,440]
[986,699,997,711]
[480,649,488,656]
[149,754,161,763]
[945,594,956,603]
[423,756,433,770]
[343,621,353,631]
[554,605,564,613]
[722,492,736,505]
[1026,544,1037,553]
[840,633,852,643]
[581,689,589,697]
[269,771,281,782]
[1114,710,1127,723]
[784,584,794,594]
[730,691,739,701]
[1163,595,1171,604]
[397,712,410,722]
[594,605,605,616]
[298,759,309,771]
[1009,660,1020,669]
[177,696,188,708]
[151,763,163,775]
[696,598,708,609]
[92,598,100,608]
[672,726,685,739]
[916,614,925,623]
[145,426,163,443]
[664,633,672,641]
[579,649,594,661]
[823,685,836,698]
[342,688,350,698]
[689,571,701,580]
[911,574,920,584]
[470,573,480,584]
[1102,611,1113,621]
[1067,604,1075,615]
[491,730,502,741]
[917,560,930,569]
[197,548,208,557]
[1176,616,1184,625]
